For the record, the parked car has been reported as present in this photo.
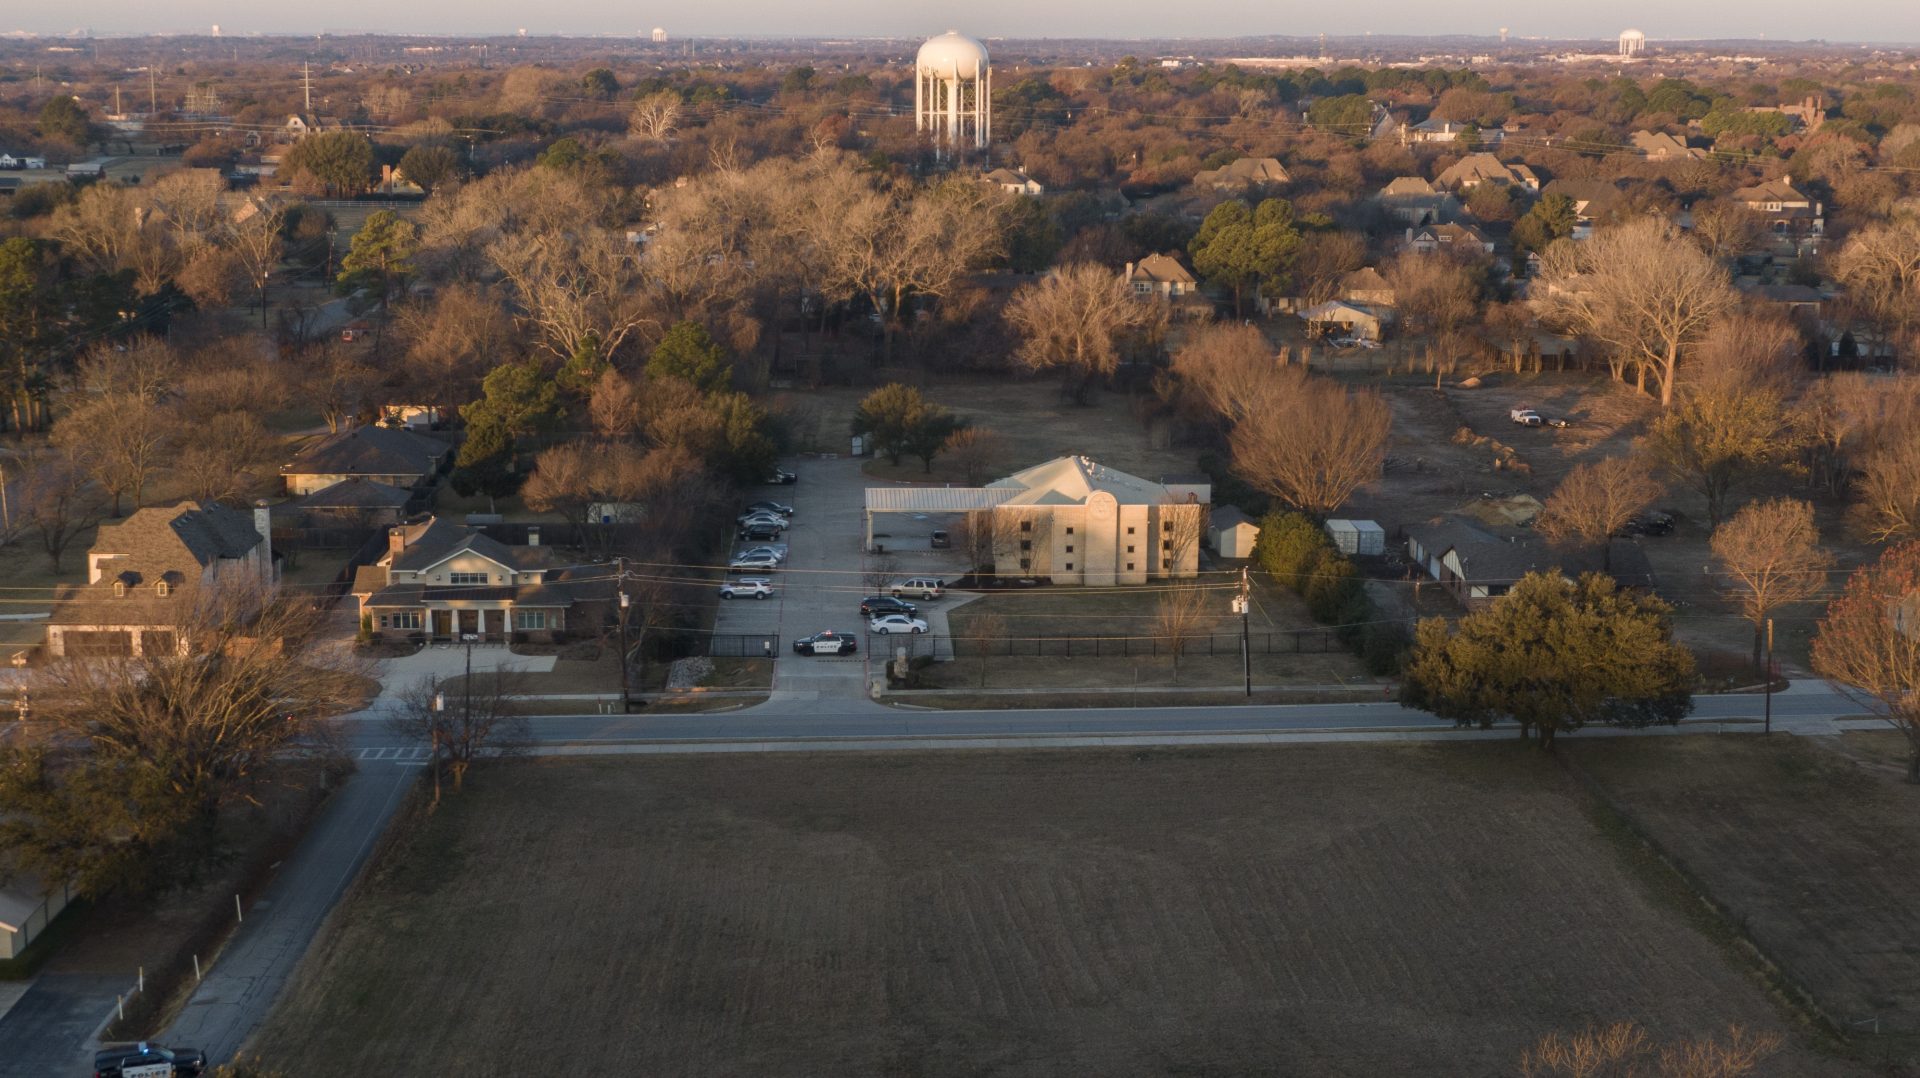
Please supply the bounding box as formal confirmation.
[860,595,917,617]
[869,613,930,635]
[793,630,857,655]
[736,509,790,526]
[930,529,951,549]
[891,577,945,600]
[745,500,795,517]
[1509,407,1543,427]
[94,1042,207,1078]
[719,577,774,600]
[1547,417,1573,429]
[729,553,781,571]
[738,522,783,541]
[1617,511,1676,538]
[765,469,798,485]
[735,545,788,563]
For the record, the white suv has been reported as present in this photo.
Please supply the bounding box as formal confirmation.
[891,577,945,600]
[719,577,774,600]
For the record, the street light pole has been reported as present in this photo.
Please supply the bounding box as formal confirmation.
[1236,566,1252,698]
[1763,617,1774,735]
[616,556,631,714]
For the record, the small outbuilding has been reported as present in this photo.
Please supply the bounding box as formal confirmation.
[0,875,72,960]
[1209,506,1260,559]
[1325,519,1386,556]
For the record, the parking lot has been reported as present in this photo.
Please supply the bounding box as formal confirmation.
[711,457,974,702]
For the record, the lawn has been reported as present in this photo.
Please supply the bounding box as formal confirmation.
[1567,733,1920,1066]
[253,744,1844,1077]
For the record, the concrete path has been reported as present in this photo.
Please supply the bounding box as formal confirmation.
[0,973,123,1078]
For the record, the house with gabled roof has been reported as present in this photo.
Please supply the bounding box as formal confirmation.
[352,516,615,642]
[982,167,1043,196]
[46,502,274,658]
[1377,175,1460,225]
[1629,130,1704,161]
[281,425,451,497]
[1340,267,1396,307]
[1404,516,1655,610]
[1126,253,1198,298]
[1541,178,1628,239]
[1435,153,1539,192]
[1191,156,1290,192]
[1731,178,1824,247]
[1405,222,1494,255]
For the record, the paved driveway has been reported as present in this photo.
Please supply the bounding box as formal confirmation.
[0,974,125,1078]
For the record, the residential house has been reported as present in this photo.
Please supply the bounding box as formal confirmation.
[283,478,416,529]
[1376,176,1460,226]
[353,517,615,642]
[1405,223,1495,255]
[1125,252,1204,306]
[1339,267,1396,307]
[281,425,451,497]
[375,163,424,196]
[1731,179,1824,247]
[1208,505,1259,560]
[0,154,48,170]
[1745,96,1826,133]
[1629,129,1704,161]
[282,114,340,141]
[1407,116,1468,144]
[0,875,72,961]
[1435,153,1539,192]
[46,502,274,658]
[1540,178,1627,240]
[1739,281,1827,318]
[982,167,1043,196]
[982,457,1206,587]
[1191,156,1291,192]
[1404,517,1654,610]
[1298,300,1393,341]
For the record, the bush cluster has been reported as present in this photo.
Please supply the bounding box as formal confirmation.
[1253,510,1407,675]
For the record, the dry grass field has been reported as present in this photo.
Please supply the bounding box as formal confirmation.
[1567,733,1920,1069]
[254,745,1849,1077]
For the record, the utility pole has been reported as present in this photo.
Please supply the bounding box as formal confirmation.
[1234,567,1252,698]
[303,62,312,114]
[1763,617,1774,735]
[616,557,632,713]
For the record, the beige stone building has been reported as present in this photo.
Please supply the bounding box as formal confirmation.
[982,457,1207,586]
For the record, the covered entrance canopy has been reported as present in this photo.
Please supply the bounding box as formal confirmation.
[863,487,1017,549]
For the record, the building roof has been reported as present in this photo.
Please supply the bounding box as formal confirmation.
[1210,505,1257,531]
[292,478,415,510]
[283,425,448,478]
[1342,267,1393,294]
[385,516,551,575]
[1435,153,1536,189]
[982,167,1035,186]
[1541,178,1626,214]
[1732,179,1811,205]
[987,456,1178,508]
[1629,130,1700,158]
[1193,156,1291,188]
[1298,300,1386,323]
[1129,252,1198,286]
[49,502,263,627]
[1408,517,1655,590]
[1380,176,1436,197]
[0,874,55,934]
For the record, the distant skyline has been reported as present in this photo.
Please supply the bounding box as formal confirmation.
[10,0,1920,45]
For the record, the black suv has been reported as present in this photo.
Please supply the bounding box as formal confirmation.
[859,595,917,617]
[95,1042,207,1077]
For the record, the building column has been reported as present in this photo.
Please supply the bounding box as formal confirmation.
[475,608,485,638]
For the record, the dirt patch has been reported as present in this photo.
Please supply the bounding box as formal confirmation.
[254,746,1840,1077]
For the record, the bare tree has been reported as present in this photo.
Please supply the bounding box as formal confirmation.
[174,412,279,504]
[388,672,529,805]
[1688,199,1766,264]
[304,348,381,433]
[1157,496,1206,578]
[1171,322,1282,423]
[1535,456,1664,557]
[588,368,646,441]
[1155,584,1211,683]
[942,426,1003,486]
[1533,218,1736,406]
[19,447,104,571]
[959,609,1008,688]
[1229,375,1391,516]
[226,204,286,326]
[1831,216,1920,353]
[71,336,178,402]
[863,554,900,594]
[488,229,657,364]
[392,283,518,413]
[1711,498,1834,673]
[1383,251,1481,349]
[1814,542,1920,782]
[520,441,602,540]
[54,394,172,517]
[629,91,683,141]
[1005,263,1164,402]
[1849,430,1920,542]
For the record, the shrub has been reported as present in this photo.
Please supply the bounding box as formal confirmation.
[1255,512,1330,592]
[1360,621,1410,676]
[1304,550,1364,624]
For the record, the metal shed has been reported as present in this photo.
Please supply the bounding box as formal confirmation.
[1325,519,1386,556]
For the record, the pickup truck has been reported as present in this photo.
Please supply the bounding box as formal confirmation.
[1509,407,1543,427]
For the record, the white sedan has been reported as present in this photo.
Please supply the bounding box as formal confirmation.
[868,613,929,635]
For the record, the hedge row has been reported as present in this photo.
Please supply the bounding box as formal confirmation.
[1253,510,1407,675]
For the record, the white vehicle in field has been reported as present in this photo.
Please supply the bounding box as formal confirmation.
[719,577,774,600]
[1509,407,1543,427]
[868,613,930,635]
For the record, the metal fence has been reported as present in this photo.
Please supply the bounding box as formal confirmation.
[708,633,782,659]
[810,629,1359,662]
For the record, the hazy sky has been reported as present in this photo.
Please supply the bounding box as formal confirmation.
[17,0,1920,44]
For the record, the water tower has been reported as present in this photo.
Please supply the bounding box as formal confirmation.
[915,30,991,156]
[651,27,667,43]
[1619,28,1646,57]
